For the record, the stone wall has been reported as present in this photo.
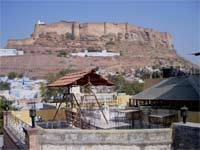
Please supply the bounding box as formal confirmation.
[7,38,35,47]
[172,122,200,150]
[33,21,73,38]
[38,128,172,150]
[4,112,200,150]
[7,21,173,49]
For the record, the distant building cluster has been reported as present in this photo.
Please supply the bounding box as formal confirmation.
[0,76,46,110]
[0,48,24,57]
[71,50,120,57]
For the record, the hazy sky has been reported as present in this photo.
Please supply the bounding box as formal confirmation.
[0,0,199,64]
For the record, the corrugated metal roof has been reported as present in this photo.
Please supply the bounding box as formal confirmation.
[48,69,114,87]
[133,75,200,101]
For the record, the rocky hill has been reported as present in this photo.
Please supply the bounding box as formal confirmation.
[1,20,197,78]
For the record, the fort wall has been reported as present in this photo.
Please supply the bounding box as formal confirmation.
[33,22,73,38]
[83,23,105,37]
[7,20,173,49]
[7,38,35,47]
[106,23,127,34]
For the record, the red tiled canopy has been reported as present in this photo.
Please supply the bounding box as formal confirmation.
[47,69,114,87]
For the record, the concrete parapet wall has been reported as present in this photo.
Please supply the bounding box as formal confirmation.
[38,128,172,150]
[11,109,67,124]
[172,122,200,150]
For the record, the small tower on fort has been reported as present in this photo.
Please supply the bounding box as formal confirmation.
[37,20,45,25]
[32,20,45,38]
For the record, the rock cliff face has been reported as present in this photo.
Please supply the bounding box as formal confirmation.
[3,20,196,78]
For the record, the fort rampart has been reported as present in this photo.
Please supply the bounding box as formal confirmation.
[7,21,173,49]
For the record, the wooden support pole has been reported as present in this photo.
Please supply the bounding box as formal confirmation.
[72,93,83,113]
[90,90,108,124]
[52,101,62,121]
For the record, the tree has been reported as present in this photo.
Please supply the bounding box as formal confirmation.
[109,74,126,92]
[0,82,10,90]
[108,74,144,95]
[57,50,69,57]
[8,72,18,79]
[0,96,13,134]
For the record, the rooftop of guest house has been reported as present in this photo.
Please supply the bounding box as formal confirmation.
[3,69,200,150]
[5,69,187,132]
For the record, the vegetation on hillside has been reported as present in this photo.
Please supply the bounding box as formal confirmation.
[7,72,23,79]
[0,82,10,90]
[108,74,144,95]
[57,50,69,57]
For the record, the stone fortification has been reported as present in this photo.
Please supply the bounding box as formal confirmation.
[7,20,173,49]
[4,20,196,78]
[7,38,35,47]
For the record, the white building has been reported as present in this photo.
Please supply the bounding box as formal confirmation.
[0,48,24,57]
[17,50,24,55]
[71,50,120,57]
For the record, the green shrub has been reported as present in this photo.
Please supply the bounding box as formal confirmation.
[108,74,144,95]
[8,72,18,79]
[0,82,10,90]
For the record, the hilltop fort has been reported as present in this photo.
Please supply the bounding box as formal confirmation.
[2,20,196,78]
[8,20,173,50]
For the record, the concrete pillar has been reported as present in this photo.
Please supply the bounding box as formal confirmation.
[24,128,39,150]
